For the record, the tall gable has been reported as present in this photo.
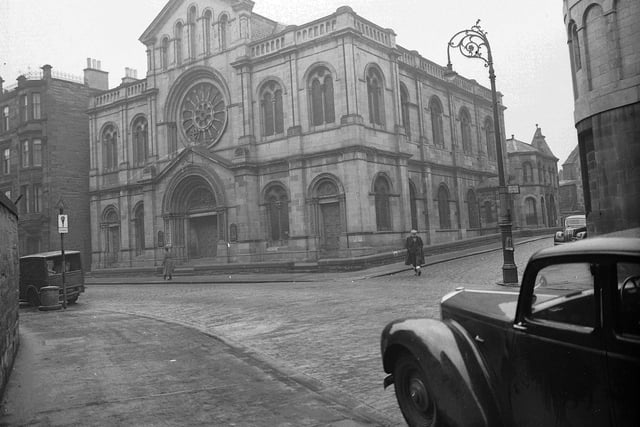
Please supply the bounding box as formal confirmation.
[139,0,256,45]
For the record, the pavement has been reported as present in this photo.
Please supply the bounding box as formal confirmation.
[0,236,546,426]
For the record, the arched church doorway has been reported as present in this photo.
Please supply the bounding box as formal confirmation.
[165,174,223,261]
[312,177,344,256]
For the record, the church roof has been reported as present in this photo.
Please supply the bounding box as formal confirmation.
[530,125,557,159]
[563,144,580,166]
[506,125,558,160]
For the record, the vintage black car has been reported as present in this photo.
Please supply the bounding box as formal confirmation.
[381,237,640,427]
[554,214,587,245]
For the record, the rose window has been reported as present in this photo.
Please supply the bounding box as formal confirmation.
[180,82,227,145]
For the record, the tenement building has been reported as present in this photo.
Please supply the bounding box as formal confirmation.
[0,65,105,267]
[505,126,559,230]
[88,0,510,268]
[564,0,640,236]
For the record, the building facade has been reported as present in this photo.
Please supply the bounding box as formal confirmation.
[505,126,559,230]
[0,65,102,268]
[88,0,510,269]
[564,0,640,235]
[558,145,585,218]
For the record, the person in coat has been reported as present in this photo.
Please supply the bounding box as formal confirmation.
[405,229,424,276]
[162,246,175,280]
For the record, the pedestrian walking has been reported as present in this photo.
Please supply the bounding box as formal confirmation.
[162,246,175,280]
[405,229,424,276]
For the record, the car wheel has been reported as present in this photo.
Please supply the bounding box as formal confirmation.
[394,354,437,427]
[67,295,78,304]
[27,288,40,307]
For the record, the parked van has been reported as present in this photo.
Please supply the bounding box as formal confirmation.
[19,250,85,306]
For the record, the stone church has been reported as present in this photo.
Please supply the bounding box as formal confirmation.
[88,0,508,269]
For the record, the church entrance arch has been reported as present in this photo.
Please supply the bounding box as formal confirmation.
[164,174,223,261]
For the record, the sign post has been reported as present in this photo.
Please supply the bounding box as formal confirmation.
[58,210,68,309]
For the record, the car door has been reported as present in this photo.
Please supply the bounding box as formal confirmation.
[509,260,611,427]
[603,259,640,426]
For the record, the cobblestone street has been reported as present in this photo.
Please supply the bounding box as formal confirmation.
[79,238,550,425]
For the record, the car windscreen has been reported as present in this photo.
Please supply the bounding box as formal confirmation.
[565,217,586,227]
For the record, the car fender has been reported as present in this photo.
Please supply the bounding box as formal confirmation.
[381,317,503,427]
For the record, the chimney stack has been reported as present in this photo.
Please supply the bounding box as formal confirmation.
[41,64,52,80]
[121,67,139,85]
[83,57,109,91]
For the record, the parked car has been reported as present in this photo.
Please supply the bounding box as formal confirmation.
[554,214,587,245]
[381,237,640,427]
[19,250,85,306]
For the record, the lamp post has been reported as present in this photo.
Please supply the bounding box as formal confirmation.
[444,20,518,286]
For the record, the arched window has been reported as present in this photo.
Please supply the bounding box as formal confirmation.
[409,180,418,231]
[367,67,385,126]
[483,200,493,223]
[437,185,451,229]
[219,14,228,50]
[484,117,496,160]
[134,203,145,255]
[460,108,472,154]
[467,189,479,229]
[525,198,538,225]
[374,175,392,230]
[203,10,212,54]
[260,81,284,137]
[102,125,118,171]
[538,162,543,184]
[541,197,547,226]
[523,162,533,183]
[570,23,581,71]
[400,84,410,137]
[132,116,148,166]
[188,6,197,60]
[308,67,335,126]
[161,37,170,69]
[430,97,444,148]
[175,22,184,65]
[265,184,290,243]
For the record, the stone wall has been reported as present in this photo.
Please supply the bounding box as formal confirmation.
[0,192,19,402]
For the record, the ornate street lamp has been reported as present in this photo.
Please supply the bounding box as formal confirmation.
[444,20,519,286]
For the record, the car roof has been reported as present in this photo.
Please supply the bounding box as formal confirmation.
[565,214,585,220]
[532,237,640,261]
[20,250,81,259]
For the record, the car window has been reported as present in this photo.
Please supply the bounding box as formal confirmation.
[530,262,595,329]
[616,262,640,338]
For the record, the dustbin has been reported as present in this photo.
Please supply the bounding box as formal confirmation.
[39,286,62,311]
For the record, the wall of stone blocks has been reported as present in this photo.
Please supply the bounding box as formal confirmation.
[0,192,19,402]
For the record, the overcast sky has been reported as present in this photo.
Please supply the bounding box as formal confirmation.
[0,0,577,164]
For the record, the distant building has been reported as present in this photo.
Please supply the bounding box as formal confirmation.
[506,126,559,229]
[0,64,105,267]
[564,0,640,236]
[558,145,584,217]
[87,0,511,269]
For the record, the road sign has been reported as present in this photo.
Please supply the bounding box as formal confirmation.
[58,214,68,234]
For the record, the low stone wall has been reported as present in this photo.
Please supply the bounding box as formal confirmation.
[0,193,19,403]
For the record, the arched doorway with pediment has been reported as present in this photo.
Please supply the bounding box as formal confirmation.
[163,171,226,263]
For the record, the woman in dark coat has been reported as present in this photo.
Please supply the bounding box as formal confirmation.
[405,229,424,276]
[162,246,175,280]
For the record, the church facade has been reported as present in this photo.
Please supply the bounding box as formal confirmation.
[88,0,507,269]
